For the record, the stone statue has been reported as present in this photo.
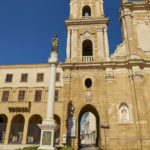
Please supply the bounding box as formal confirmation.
[51,34,59,53]
[121,109,127,122]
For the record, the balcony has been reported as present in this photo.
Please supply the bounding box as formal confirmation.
[82,56,93,62]
[8,101,31,113]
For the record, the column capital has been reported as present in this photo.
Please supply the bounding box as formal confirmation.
[103,27,108,32]
[97,28,103,32]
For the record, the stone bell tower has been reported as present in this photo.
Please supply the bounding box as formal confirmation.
[65,0,110,63]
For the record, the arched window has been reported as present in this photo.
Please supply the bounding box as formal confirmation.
[82,40,93,56]
[119,103,130,123]
[82,5,91,17]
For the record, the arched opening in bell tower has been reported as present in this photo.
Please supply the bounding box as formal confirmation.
[82,5,91,17]
[78,104,100,149]
[82,40,93,56]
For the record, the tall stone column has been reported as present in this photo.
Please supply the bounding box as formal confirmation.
[38,35,59,150]
[103,28,110,61]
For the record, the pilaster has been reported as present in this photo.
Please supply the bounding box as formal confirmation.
[4,117,12,144]
[66,30,71,60]
[103,28,110,61]
[22,117,29,144]
[97,28,105,59]
[71,29,78,61]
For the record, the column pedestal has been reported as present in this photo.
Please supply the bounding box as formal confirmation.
[38,123,56,150]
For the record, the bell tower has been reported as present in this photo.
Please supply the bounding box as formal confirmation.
[65,0,110,62]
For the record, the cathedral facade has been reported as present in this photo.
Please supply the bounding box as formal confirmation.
[0,0,150,150]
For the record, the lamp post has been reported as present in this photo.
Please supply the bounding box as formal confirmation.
[100,124,109,150]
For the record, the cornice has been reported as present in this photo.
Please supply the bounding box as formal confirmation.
[65,18,109,27]
[61,59,150,70]
[121,1,150,11]
[0,63,61,70]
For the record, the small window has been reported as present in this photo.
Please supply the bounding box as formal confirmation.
[85,78,92,88]
[56,73,60,82]
[5,74,13,82]
[55,90,59,101]
[82,5,91,17]
[2,91,9,102]
[37,73,44,82]
[21,74,28,82]
[34,90,42,102]
[18,90,25,101]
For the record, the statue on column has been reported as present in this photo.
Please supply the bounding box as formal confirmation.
[49,34,59,63]
[51,34,59,54]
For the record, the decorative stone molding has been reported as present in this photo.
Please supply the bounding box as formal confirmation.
[97,28,103,32]
[129,66,144,80]
[63,72,71,82]
[106,74,114,82]
[65,18,109,26]
[121,14,133,20]
[80,30,95,40]
[129,72,143,80]
[105,68,114,82]
[85,89,93,102]
[8,101,31,113]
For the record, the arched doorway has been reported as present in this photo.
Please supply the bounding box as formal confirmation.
[9,114,25,144]
[54,114,61,145]
[0,114,7,143]
[27,114,42,144]
[78,105,100,149]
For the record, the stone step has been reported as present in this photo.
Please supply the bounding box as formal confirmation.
[79,145,98,150]
[80,147,98,150]
[0,144,38,150]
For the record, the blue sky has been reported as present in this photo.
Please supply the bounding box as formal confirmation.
[0,0,122,65]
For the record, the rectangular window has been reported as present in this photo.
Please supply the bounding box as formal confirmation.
[55,90,59,101]
[2,91,9,102]
[34,90,42,102]
[56,73,60,82]
[5,74,13,82]
[21,74,28,82]
[18,90,25,101]
[37,73,44,82]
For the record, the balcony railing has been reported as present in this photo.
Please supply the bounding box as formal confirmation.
[82,16,92,20]
[82,56,93,62]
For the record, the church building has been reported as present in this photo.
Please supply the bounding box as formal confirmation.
[0,0,150,150]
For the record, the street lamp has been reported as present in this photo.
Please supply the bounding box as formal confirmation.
[100,124,109,150]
